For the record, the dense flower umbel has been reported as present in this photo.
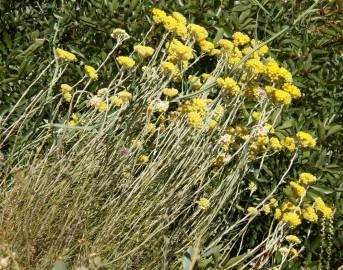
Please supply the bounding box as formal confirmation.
[116,56,136,69]
[60,84,73,102]
[299,172,316,185]
[198,198,210,210]
[162,88,178,97]
[166,39,193,62]
[302,205,318,222]
[290,181,306,197]
[56,48,77,62]
[286,235,301,244]
[296,131,316,148]
[314,197,334,219]
[282,212,302,227]
[217,77,240,96]
[85,65,98,80]
[134,45,155,58]
[187,24,208,42]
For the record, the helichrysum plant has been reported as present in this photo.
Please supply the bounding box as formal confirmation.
[0,8,334,270]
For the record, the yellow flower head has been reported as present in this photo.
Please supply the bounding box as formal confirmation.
[147,123,157,134]
[152,8,167,24]
[296,131,316,148]
[281,137,296,152]
[117,90,133,103]
[269,198,278,208]
[285,235,301,244]
[199,40,215,54]
[63,92,72,102]
[265,57,279,81]
[290,181,306,197]
[315,197,334,219]
[299,172,316,185]
[110,96,123,107]
[278,67,293,83]
[198,197,210,210]
[302,205,318,223]
[188,24,208,42]
[134,45,155,58]
[262,204,271,214]
[56,48,77,62]
[273,89,292,105]
[232,32,250,46]
[274,208,282,220]
[116,56,136,69]
[187,111,203,129]
[188,75,202,90]
[138,155,149,163]
[247,207,259,216]
[282,212,301,227]
[217,77,240,96]
[218,39,234,51]
[85,65,98,80]
[161,61,179,77]
[283,83,301,99]
[162,88,178,97]
[172,11,187,25]
[60,84,72,94]
[167,39,193,61]
[270,137,283,151]
[245,59,266,74]
[110,28,130,39]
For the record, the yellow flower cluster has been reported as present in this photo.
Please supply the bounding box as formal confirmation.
[218,39,234,51]
[152,8,187,40]
[116,56,136,69]
[56,48,77,62]
[161,61,179,77]
[245,59,266,74]
[188,111,203,129]
[299,172,316,185]
[134,45,155,58]
[282,83,301,99]
[198,197,210,210]
[286,235,301,244]
[60,84,73,102]
[217,77,240,96]
[162,88,178,97]
[85,65,98,80]
[90,96,107,112]
[296,131,316,148]
[282,211,302,227]
[290,181,306,197]
[138,155,149,163]
[110,90,133,107]
[270,137,283,151]
[188,75,202,90]
[265,57,280,81]
[166,39,193,62]
[302,205,318,222]
[188,23,208,42]
[281,137,296,152]
[272,89,292,105]
[178,98,210,129]
[199,40,215,54]
[314,197,334,219]
[278,67,293,82]
[232,32,250,46]
[247,207,259,215]
[110,28,130,39]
